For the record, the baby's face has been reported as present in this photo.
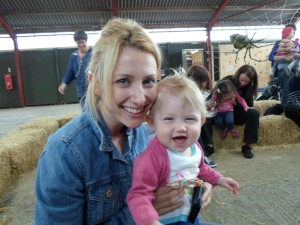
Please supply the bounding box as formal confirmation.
[151,93,202,153]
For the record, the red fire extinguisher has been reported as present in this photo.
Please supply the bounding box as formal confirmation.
[4,67,13,91]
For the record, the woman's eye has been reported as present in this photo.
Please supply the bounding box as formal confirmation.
[117,79,129,85]
[143,78,156,86]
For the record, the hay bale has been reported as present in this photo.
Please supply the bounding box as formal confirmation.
[258,115,300,146]
[212,125,245,150]
[57,112,79,128]
[0,129,48,177]
[0,148,11,194]
[212,115,300,151]
[253,100,280,116]
[19,116,59,136]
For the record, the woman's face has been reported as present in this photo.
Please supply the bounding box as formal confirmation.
[100,46,158,129]
[199,81,207,91]
[239,73,251,87]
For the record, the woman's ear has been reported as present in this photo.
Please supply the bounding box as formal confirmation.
[88,73,93,82]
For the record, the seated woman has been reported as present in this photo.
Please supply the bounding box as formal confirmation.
[207,65,260,159]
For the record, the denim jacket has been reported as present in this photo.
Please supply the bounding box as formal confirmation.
[62,48,92,99]
[35,105,149,225]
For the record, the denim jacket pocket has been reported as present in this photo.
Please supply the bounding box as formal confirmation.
[88,181,121,224]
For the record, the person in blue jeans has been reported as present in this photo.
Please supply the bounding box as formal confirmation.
[58,30,92,109]
[35,17,226,225]
[268,23,299,108]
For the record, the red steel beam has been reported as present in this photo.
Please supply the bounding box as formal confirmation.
[0,15,25,107]
[206,0,231,82]
[112,0,117,17]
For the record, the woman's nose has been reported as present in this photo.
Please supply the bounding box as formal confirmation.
[131,85,146,105]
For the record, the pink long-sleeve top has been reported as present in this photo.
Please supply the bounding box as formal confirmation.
[126,136,222,225]
[211,91,249,112]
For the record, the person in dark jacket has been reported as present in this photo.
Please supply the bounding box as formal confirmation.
[58,30,92,109]
[285,70,300,127]
[207,65,259,159]
[268,23,299,108]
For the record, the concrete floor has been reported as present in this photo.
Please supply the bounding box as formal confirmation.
[0,103,81,138]
[0,103,300,225]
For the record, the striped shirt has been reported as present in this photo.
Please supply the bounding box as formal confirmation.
[276,39,298,56]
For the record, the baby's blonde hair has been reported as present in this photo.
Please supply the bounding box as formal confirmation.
[150,73,207,117]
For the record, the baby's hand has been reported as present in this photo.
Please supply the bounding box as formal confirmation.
[216,177,240,196]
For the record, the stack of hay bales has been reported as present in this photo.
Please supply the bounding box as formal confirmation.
[258,115,300,146]
[253,99,281,116]
[0,113,78,195]
[212,100,300,150]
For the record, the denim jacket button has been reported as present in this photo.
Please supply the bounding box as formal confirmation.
[106,189,113,198]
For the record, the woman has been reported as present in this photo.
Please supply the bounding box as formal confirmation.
[227,65,259,158]
[208,65,259,159]
[187,65,217,167]
[35,18,222,225]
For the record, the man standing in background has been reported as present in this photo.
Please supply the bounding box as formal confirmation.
[58,30,92,109]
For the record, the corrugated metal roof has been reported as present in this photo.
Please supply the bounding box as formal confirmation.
[0,0,300,35]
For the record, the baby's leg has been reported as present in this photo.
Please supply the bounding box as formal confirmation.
[286,60,297,75]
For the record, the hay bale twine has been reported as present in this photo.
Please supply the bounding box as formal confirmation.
[19,116,59,136]
[254,100,280,116]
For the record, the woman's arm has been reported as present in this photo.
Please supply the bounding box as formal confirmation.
[35,140,85,225]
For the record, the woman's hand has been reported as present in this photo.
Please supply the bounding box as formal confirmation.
[153,186,185,215]
[200,182,213,211]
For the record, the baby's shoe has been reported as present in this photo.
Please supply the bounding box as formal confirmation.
[268,68,275,77]
[219,129,228,139]
[297,68,300,79]
[229,128,238,138]
[286,60,297,76]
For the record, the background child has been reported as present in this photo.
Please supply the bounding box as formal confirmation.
[209,80,249,139]
[127,74,239,225]
[269,27,300,77]
[187,65,217,168]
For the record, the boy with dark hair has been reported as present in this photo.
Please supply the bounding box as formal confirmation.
[58,30,92,109]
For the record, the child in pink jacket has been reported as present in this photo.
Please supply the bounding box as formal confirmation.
[209,80,249,139]
[127,74,240,225]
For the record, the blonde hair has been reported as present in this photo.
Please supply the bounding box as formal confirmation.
[150,73,207,117]
[86,17,162,120]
